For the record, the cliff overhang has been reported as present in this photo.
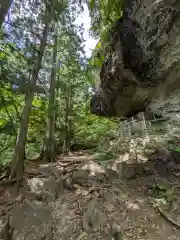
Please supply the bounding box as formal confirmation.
[91,0,180,119]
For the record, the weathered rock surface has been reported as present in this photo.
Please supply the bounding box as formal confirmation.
[91,0,180,120]
[27,177,62,202]
[11,199,53,240]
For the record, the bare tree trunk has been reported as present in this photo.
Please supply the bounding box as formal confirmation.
[141,112,149,145]
[63,94,69,156]
[55,72,60,131]
[10,23,49,186]
[63,84,72,156]
[68,87,73,138]
[0,0,12,27]
[124,120,131,139]
[43,34,58,162]
[119,121,124,140]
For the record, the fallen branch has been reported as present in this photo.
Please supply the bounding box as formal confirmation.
[155,206,180,229]
[57,160,83,167]
[25,170,39,177]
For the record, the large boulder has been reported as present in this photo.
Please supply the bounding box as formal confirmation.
[91,0,180,119]
[11,199,53,240]
[27,177,62,202]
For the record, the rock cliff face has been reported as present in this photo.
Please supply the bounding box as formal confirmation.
[91,0,180,119]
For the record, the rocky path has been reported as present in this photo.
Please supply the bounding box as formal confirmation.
[1,152,180,239]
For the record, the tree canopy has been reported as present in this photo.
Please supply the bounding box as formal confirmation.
[0,0,118,179]
[87,0,123,38]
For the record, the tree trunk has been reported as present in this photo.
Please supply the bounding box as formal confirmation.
[55,72,60,133]
[141,112,149,146]
[43,34,58,162]
[10,22,49,186]
[63,94,69,156]
[63,85,73,156]
[68,87,73,145]
[119,121,124,141]
[0,0,12,27]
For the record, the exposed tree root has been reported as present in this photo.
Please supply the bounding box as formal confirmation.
[0,178,17,186]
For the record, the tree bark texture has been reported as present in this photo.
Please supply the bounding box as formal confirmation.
[43,34,58,162]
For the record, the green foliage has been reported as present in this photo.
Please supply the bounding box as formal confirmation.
[0,0,121,168]
[74,112,117,145]
[88,0,123,38]
[91,151,115,162]
[0,134,15,166]
[86,0,124,86]
[150,184,176,203]
[167,137,180,153]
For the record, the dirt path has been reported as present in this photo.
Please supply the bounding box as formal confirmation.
[1,152,180,239]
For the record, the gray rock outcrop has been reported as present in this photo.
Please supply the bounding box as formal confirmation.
[91,0,180,120]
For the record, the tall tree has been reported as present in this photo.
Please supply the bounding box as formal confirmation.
[10,20,49,183]
[63,75,73,155]
[0,0,89,173]
[9,0,56,184]
[43,33,58,162]
[9,0,83,183]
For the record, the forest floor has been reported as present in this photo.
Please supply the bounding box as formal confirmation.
[1,151,180,239]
